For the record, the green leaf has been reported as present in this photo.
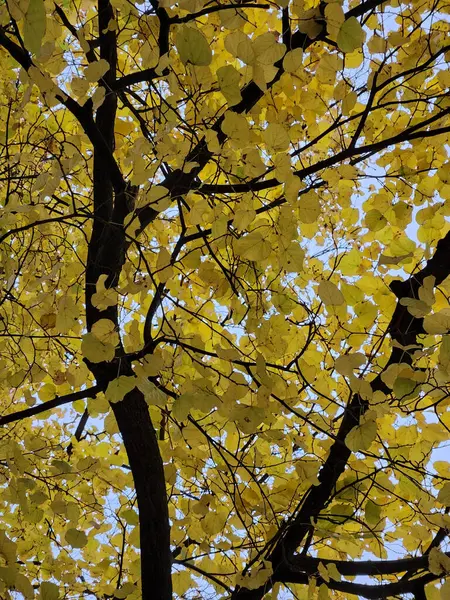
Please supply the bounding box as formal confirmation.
[298,191,321,224]
[65,528,88,549]
[337,17,365,53]
[437,482,450,505]
[235,231,272,261]
[24,0,46,55]
[428,547,450,575]
[345,419,377,451]
[365,499,381,525]
[39,582,60,600]
[365,209,387,232]
[105,376,136,404]
[15,573,34,599]
[217,65,242,106]
[175,26,212,66]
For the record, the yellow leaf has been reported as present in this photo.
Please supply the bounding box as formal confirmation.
[317,53,341,84]
[56,295,80,334]
[217,65,242,106]
[283,48,303,73]
[135,377,167,407]
[299,191,321,223]
[39,581,60,600]
[221,111,250,141]
[325,2,345,39]
[91,274,117,311]
[423,310,450,334]
[437,482,450,505]
[24,0,46,55]
[81,332,115,363]
[437,162,450,184]
[40,313,56,330]
[365,499,381,525]
[92,86,106,110]
[326,563,341,582]
[339,248,361,276]
[15,573,34,599]
[365,209,387,232]
[91,319,119,345]
[342,90,357,114]
[85,59,110,83]
[39,383,56,402]
[263,123,290,152]
[429,547,450,575]
[318,280,345,306]
[337,17,365,53]
[105,376,136,404]
[235,231,271,261]
[367,34,387,54]
[318,562,329,583]
[225,30,255,64]
[295,459,319,485]
[155,247,173,283]
[399,298,430,318]
[0,532,18,563]
[253,32,286,65]
[334,353,365,377]
[143,185,170,211]
[279,243,305,272]
[441,580,450,600]
[345,418,377,451]
[0,566,18,586]
[318,583,329,600]
[175,25,212,66]
[219,7,245,29]
[120,509,139,526]
[65,528,88,549]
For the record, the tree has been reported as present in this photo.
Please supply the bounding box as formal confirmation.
[0,0,450,598]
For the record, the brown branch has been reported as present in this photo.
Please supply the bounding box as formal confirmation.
[277,571,438,600]
[288,552,449,577]
[168,3,270,24]
[0,385,101,426]
[54,3,97,62]
[67,408,89,456]
[135,0,389,236]
[198,113,450,196]
[113,67,162,91]
[231,223,450,599]
[80,3,173,599]
[0,26,125,193]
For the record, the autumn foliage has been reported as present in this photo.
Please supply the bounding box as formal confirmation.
[1,0,450,599]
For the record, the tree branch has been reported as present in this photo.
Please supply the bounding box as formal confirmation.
[0,385,101,426]
[0,25,125,193]
[232,223,450,598]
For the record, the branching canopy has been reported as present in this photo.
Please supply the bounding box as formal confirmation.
[0,0,450,599]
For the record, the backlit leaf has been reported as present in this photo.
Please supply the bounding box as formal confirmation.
[318,280,345,306]
[337,17,365,53]
[345,419,377,451]
[175,26,212,66]
[24,0,46,55]
[65,528,88,549]
[39,582,60,600]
